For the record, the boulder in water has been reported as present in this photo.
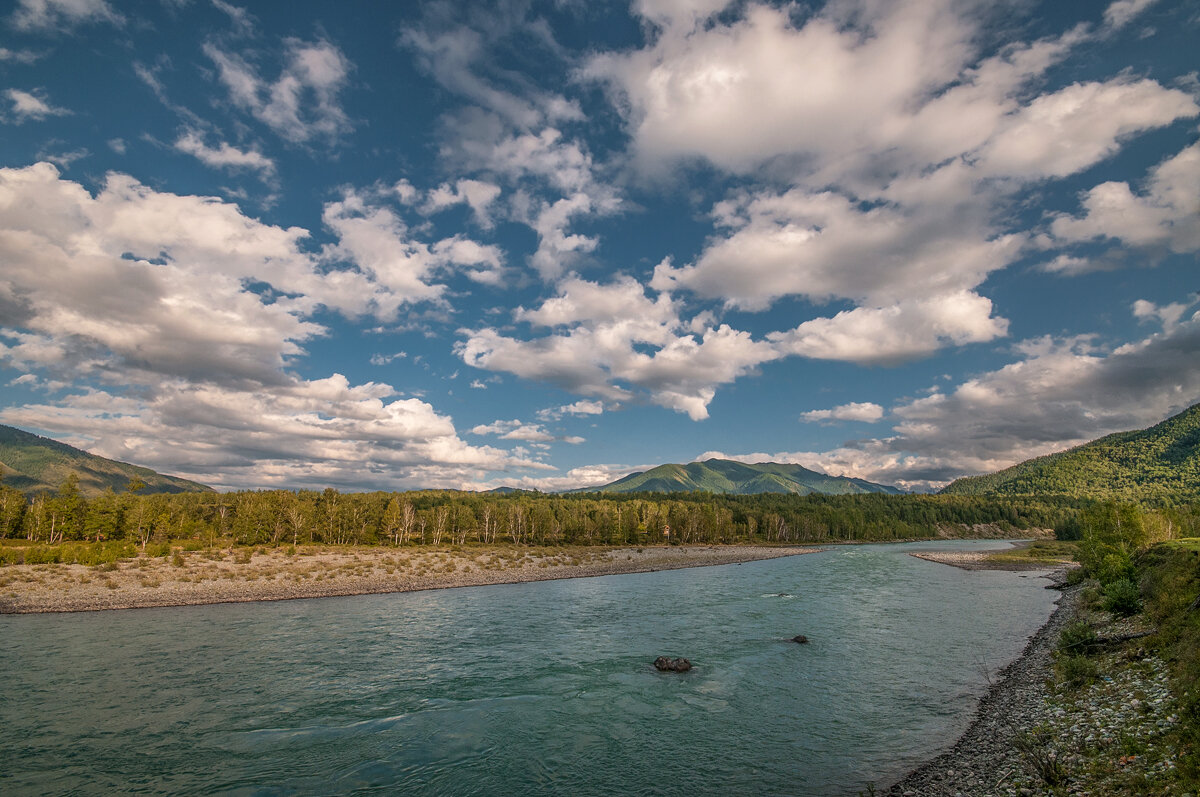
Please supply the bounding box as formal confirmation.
[791,635,809,644]
[653,656,692,672]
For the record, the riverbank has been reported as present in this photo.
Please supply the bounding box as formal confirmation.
[908,539,1079,571]
[888,576,1082,796]
[0,544,816,614]
[889,558,1191,796]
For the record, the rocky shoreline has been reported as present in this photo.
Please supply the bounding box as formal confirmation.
[908,550,1063,571]
[888,573,1081,796]
[0,544,816,614]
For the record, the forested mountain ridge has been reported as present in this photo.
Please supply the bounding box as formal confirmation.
[582,458,903,495]
[940,402,1200,502]
[0,424,211,497]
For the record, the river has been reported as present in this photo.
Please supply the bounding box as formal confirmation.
[0,539,1060,795]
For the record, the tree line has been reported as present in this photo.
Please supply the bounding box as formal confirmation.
[0,474,1108,549]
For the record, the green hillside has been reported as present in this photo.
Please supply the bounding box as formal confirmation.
[583,458,903,496]
[941,402,1200,502]
[0,424,211,497]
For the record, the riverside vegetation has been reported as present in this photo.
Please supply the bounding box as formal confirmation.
[1028,504,1200,795]
[0,475,1091,561]
[887,502,1200,796]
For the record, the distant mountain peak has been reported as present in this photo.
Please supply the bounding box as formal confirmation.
[0,424,211,497]
[579,458,902,496]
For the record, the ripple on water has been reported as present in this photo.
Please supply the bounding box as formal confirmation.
[0,541,1059,796]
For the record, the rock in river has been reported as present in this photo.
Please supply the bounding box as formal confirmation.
[654,656,692,672]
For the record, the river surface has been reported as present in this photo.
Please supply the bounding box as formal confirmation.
[0,540,1060,796]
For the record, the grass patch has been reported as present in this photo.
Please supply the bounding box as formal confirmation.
[985,539,1079,566]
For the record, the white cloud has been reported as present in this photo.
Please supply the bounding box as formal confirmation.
[0,377,550,491]
[0,48,42,64]
[212,0,254,36]
[1051,142,1200,256]
[174,129,275,177]
[770,292,1008,365]
[634,0,733,31]
[725,317,1200,490]
[459,277,779,420]
[0,162,549,490]
[470,419,555,442]
[441,123,621,281]
[801,402,884,423]
[401,15,582,130]
[320,187,505,316]
[0,164,483,389]
[1104,0,1158,30]
[536,399,605,421]
[4,88,70,122]
[1133,298,1194,332]
[973,78,1197,179]
[653,185,1022,310]
[203,37,353,144]
[369,352,406,366]
[586,1,981,173]
[10,0,121,31]
[423,178,502,227]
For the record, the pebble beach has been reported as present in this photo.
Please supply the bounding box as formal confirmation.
[0,544,816,614]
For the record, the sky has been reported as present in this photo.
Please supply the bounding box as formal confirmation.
[0,0,1198,493]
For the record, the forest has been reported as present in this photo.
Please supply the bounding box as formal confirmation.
[0,474,1122,551]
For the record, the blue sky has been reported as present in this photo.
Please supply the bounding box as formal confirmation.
[0,0,1197,492]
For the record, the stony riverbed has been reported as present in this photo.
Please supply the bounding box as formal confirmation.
[889,578,1186,797]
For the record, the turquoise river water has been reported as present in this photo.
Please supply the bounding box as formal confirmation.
[0,540,1060,796]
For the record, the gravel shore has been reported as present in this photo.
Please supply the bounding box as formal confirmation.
[888,574,1081,796]
[0,544,816,614]
[908,551,1065,571]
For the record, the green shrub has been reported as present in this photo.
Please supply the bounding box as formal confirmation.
[23,546,61,564]
[1058,621,1098,656]
[1056,653,1099,689]
[145,542,171,558]
[0,548,24,566]
[1064,566,1087,586]
[1102,578,1142,616]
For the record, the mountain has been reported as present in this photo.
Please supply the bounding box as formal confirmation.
[940,402,1200,501]
[0,424,211,497]
[581,459,903,496]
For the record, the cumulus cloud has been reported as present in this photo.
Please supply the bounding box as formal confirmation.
[4,88,70,122]
[470,419,555,442]
[653,185,1021,310]
[720,314,1200,490]
[0,163,549,489]
[458,277,779,420]
[1051,142,1200,256]
[770,292,1008,365]
[319,187,506,314]
[173,129,275,177]
[203,37,353,144]
[973,78,1197,179]
[442,124,621,280]
[10,0,122,32]
[588,0,1196,375]
[0,377,550,491]
[423,178,502,227]
[0,164,498,385]
[801,402,884,423]
[536,399,605,421]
